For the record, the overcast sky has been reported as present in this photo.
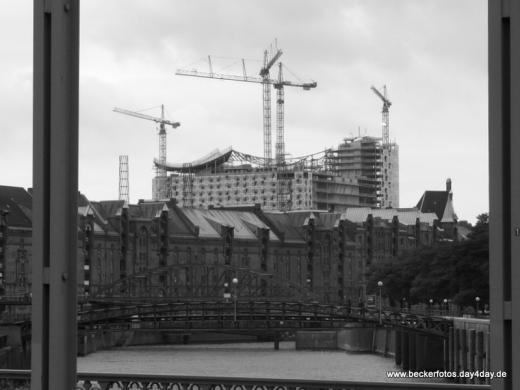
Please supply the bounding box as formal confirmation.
[0,1,487,223]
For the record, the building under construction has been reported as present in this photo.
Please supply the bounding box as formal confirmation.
[336,136,399,208]
[152,134,399,213]
[145,47,399,212]
[153,147,363,212]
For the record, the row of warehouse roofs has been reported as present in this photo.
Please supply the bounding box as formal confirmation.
[1,179,461,241]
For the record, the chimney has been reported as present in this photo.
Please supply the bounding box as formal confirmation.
[446,178,452,192]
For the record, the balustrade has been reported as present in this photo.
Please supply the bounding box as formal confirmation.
[0,370,490,390]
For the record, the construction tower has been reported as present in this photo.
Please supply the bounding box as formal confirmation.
[118,155,129,204]
[371,85,399,207]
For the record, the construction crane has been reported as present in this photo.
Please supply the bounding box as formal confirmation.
[175,47,316,167]
[370,85,392,145]
[113,105,180,199]
[260,48,283,165]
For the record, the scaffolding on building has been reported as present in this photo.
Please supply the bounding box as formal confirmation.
[181,163,194,208]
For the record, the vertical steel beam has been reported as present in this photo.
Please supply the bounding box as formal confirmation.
[489,0,520,389]
[32,1,80,389]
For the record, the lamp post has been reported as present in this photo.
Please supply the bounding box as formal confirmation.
[232,277,239,323]
[223,282,230,303]
[443,298,448,315]
[429,298,433,315]
[377,281,383,325]
[475,296,480,318]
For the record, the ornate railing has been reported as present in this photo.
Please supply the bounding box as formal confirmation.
[0,370,490,390]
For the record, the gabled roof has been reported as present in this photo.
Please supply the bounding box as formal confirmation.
[131,202,166,219]
[179,208,278,241]
[416,191,457,223]
[0,185,33,228]
[262,212,306,243]
[342,207,438,226]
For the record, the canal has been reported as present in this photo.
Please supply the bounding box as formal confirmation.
[77,341,442,383]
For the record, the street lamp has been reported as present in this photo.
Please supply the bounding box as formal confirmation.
[443,298,448,315]
[475,296,480,318]
[429,298,434,315]
[377,281,383,325]
[232,277,239,323]
[223,282,230,302]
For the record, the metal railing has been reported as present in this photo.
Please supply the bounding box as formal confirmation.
[0,370,490,390]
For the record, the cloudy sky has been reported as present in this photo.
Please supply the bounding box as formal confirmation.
[0,1,487,223]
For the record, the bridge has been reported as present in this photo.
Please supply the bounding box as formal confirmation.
[0,260,454,336]
[76,300,451,336]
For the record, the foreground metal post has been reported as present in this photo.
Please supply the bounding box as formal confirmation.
[32,1,80,389]
[489,0,520,389]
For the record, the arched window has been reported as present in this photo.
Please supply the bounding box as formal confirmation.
[138,226,148,272]
[16,239,27,288]
[213,248,219,265]
[173,246,180,264]
[241,248,249,268]
[285,251,291,279]
[96,243,103,283]
[109,243,115,283]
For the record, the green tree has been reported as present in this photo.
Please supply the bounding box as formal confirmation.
[366,214,489,307]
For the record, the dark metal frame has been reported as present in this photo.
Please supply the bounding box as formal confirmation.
[489,1,519,390]
[32,0,79,389]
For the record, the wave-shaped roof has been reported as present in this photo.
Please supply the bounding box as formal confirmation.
[154,147,234,172]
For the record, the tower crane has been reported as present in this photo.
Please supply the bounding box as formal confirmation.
[260,48,283,165]
[370,85,392,145]
[175,47,316,167]
[113,105,180,199]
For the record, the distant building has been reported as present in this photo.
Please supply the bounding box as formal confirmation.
[154,135,400,213]
[155,147,362,213]
[416,178,458,238]
[335,136,399,208]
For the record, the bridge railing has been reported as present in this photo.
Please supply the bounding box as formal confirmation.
[0,370,491,390]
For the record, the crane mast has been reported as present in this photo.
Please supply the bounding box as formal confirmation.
[260,48,282,165]
[370,84,397,208]
[118,155,129,204]
[370,85,392,145]
[158,105,167,174]
[274,62,285,166]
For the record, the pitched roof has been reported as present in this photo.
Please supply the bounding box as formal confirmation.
[179,208,277,241]
[342,207,438,226]
[0,185,33,228]
[416,191,457,222]
[262,212,306,243]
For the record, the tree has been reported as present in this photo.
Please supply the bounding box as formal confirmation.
[366,214,489,307]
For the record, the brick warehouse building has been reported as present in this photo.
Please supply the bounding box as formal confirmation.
[0,183,457,306]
